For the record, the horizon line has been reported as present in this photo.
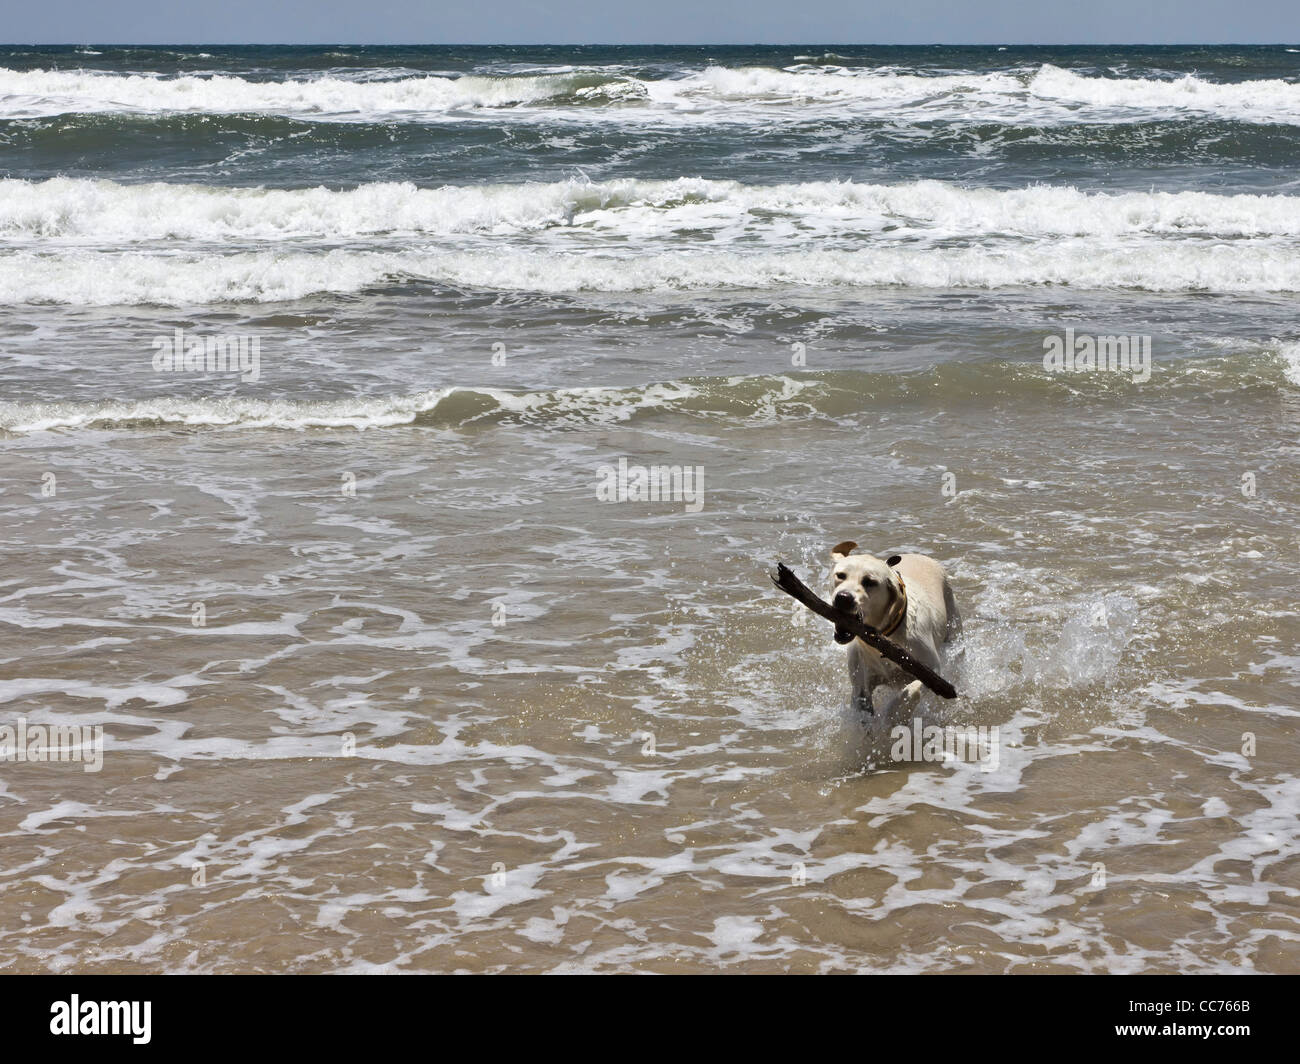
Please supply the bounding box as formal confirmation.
[7,41,1300,48]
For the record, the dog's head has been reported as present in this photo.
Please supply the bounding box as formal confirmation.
[828,541,903,644]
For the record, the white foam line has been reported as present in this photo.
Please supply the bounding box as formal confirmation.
[6,241,1300,306]
[5,63,1300,124]
[7,177,1300,242]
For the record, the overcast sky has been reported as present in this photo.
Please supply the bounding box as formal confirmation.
[9,1,1300,45]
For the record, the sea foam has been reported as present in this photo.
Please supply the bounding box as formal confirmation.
[6,177,1300,242]
[3,63,1300,124]
[5,242,1300,305]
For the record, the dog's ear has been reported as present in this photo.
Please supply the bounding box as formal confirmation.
[886,555,902,567]
[831,540,857,560]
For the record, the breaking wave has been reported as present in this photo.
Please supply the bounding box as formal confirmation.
[7,176,1300,242]
[7,242,1300,304]
[4,63,1300,124]
[3,350,1294,434]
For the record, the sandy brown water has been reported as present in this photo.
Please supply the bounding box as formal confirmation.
[2,349,1298,973]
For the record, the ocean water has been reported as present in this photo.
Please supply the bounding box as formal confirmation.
[1,44,1298,973]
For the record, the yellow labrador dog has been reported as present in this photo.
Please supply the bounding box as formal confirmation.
[829,541,961,716]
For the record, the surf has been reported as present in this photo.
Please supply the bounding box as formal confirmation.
[8,176,1300,242]
[4,61,1300,125]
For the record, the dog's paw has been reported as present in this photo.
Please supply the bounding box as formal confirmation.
[833,627,853,644]
[879,680,924,717]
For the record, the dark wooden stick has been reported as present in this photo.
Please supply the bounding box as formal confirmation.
[770,562,958,700]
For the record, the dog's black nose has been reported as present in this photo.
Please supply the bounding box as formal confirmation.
[833,591,855,612]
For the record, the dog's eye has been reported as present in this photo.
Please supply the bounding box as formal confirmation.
[861,577,878,588]
[834,572,846,581]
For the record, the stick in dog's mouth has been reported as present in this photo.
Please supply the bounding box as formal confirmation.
[830,594,863,645]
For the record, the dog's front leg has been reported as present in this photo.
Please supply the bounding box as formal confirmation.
[848,649,879,715]
[852,684,877,715]
[879,679,925,718]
